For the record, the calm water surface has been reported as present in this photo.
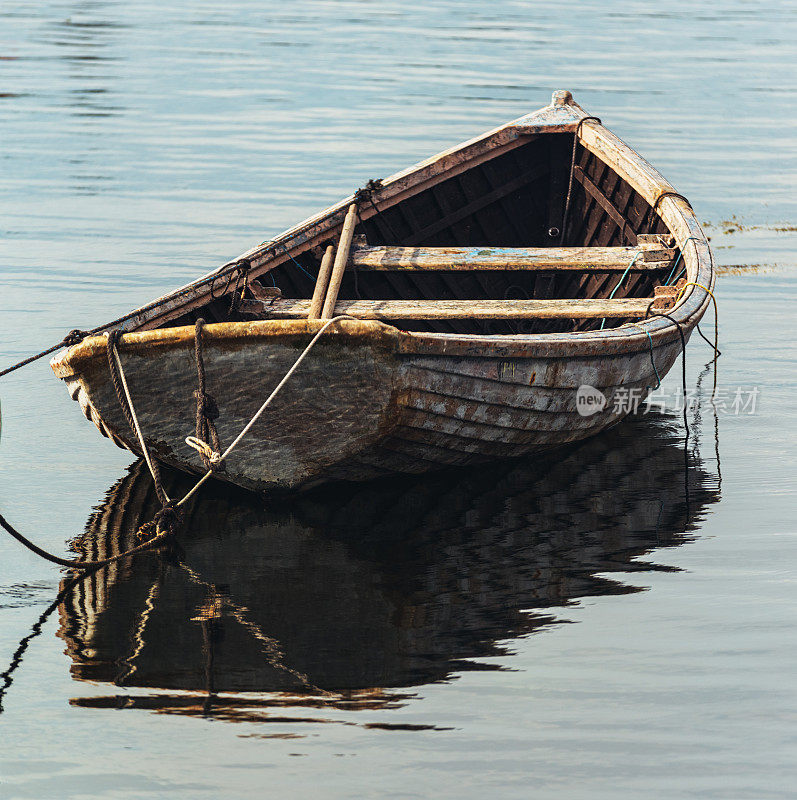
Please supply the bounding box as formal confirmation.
[1,1,796,798]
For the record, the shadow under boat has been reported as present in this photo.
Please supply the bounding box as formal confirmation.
[58,412,719,721]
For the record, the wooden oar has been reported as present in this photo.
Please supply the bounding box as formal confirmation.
[307,245,335,320]
[321,204,358,319]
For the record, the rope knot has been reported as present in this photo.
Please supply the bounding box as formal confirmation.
[185,435,222,468]
[153,501,182,536]
[63,329,89,347]
[193,390,219,420]
[354,178,383,205]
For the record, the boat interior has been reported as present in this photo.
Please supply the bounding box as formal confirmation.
[163,133,683,336]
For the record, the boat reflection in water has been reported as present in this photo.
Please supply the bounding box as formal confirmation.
[59,413,719,724]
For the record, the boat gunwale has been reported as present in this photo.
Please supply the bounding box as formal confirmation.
[50,318,403,378]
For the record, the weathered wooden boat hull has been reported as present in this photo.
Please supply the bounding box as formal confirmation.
[50,90,714,494]
[51,318,688,493]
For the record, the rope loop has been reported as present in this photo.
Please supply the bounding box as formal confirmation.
[185,435,222,467]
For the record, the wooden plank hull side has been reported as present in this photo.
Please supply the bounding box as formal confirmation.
[330,334,684,478]
[52,321,406,494]
[51,320,687,494]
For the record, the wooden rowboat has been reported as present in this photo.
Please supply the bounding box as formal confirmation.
[50,90,715,495]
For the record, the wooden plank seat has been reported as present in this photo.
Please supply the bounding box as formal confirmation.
[351,244,674,272]
[244,297,654,321]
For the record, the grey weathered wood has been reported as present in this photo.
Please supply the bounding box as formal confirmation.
[257,297,653,320]
[352,245,673,271]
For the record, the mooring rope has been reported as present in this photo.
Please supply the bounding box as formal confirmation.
[355,179,400,242]
[107,330,170,505]
[675,282,720,396]
[0,317,352,570]
[179,562,335,698]
[0,258,256,379]
[0,508,177,569]
[643,308,690,442]
[626,322,661,389]
[175,315,353,506]
[665,236,702,285]
[191,319,223,471]
[0,566,100,712]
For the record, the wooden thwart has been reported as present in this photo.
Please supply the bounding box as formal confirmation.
[256,297,655,321]
[352,244,672,272]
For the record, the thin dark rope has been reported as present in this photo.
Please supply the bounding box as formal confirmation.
[644,307,690,443]
[0,329,88,379]
[0,506,178,570]
[0,258,256,379]
[644,307,692,519]
[193,319,223,471]
[695,321,722,357]
[209,260,245,302]
[559,116,601,245]
[652,191,692,215]
[278,242,317,282]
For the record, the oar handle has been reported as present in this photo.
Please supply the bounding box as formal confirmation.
[321,204,358,320]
